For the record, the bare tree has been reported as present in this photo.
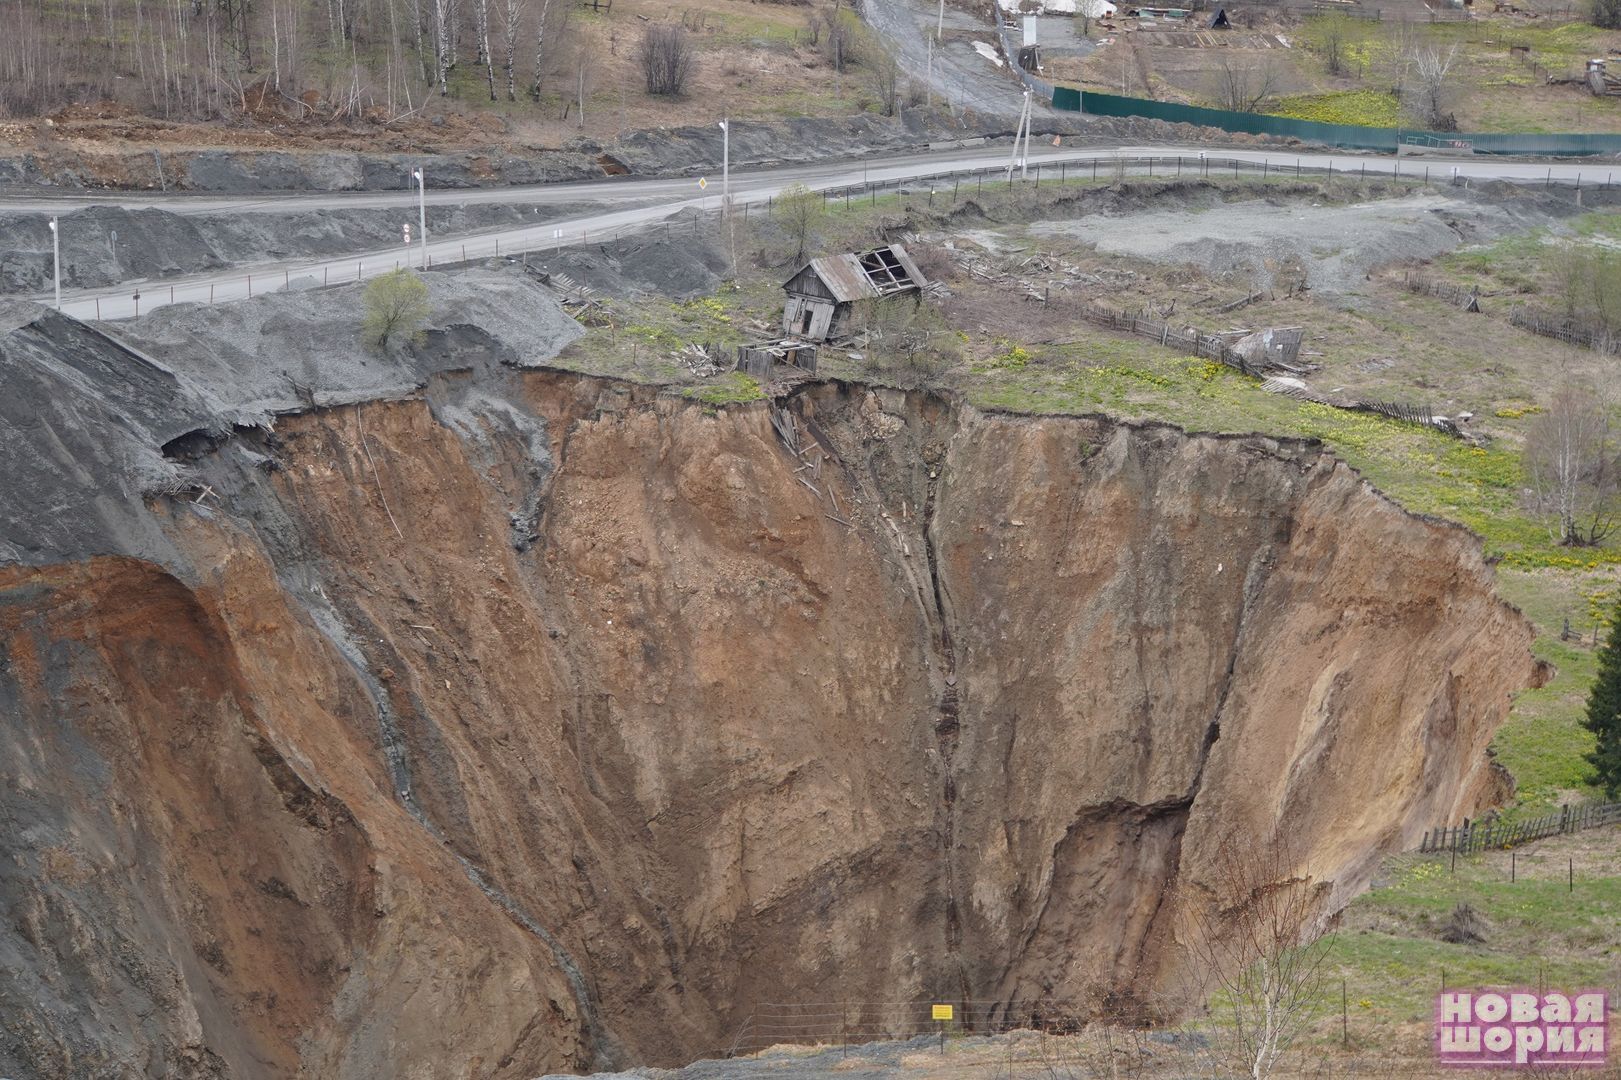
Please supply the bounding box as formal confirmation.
[775,183,823,266]
[1525,382,1620,547]
[817,1,857,73]
[853,297,959,387]
[867,48,901,116]
[1180,832,1335,1080]
[639,23,693,96]
[1211,55,1279,113]
[1553,243,1589,320]
[1405,42,1460,130]
[1305,12,1360,77]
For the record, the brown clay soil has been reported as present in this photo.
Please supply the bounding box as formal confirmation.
[0,274,1546,1078]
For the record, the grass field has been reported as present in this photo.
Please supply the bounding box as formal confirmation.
[1324,825,1620,1034]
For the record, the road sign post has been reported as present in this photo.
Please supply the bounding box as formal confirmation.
[48,217,60,311]
[932,1003,953,1055]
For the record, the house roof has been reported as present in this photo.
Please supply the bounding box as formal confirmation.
[787,244,928,303]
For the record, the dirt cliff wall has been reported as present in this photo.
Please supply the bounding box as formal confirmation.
[0,372,1541,1078]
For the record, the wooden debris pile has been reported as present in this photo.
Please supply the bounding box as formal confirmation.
[770,406,855,531]
[679,343,727,378]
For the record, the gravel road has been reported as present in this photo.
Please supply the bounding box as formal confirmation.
[861,0,1030,122]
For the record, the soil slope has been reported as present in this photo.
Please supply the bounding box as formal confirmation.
[0,293,1542,1078]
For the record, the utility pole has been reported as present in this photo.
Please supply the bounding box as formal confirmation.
[1007,90,1031,178]
[1020,90,1032,179]
[411,168,428,269]
[718,119,730,214]
[936,0,945,43]
[48,216,60,311]
[926,35,934,110]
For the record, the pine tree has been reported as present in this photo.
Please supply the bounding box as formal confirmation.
[1584,598,1621,798]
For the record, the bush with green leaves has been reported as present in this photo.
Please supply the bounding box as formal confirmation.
[362,268,431,351]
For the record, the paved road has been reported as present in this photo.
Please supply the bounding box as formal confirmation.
[13,143,1609,321]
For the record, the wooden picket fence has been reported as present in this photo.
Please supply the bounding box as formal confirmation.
[1073,302,1261,376]
[1420,800,1621,855]
[1402,271,1480,311]
[1509,307,1621,355]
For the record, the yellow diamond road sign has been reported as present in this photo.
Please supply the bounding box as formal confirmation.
[932,1004,954,1021]
[698,177,708,189]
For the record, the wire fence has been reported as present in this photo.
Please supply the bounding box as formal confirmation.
[1420,799,1621,856]
[55,152,1617,323]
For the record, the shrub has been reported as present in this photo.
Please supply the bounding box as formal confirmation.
[640,24,694,96]
[362,268,430,351]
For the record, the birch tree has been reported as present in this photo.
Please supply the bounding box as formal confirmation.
[1525,382,1619,547]
[1182,833,1334,1080]
[433,0,450,94]
[530,0,554,98]
[501,0,524,99]
[475,0,495,98]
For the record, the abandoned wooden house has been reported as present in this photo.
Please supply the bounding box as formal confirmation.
[781,245,929,342]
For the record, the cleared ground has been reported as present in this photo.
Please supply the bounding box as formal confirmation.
[1070,14,1621,135]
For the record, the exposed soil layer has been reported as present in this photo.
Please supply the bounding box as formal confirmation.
[0,291,1543,1077]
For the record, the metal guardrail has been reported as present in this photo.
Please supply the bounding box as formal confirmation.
[45,152,1620,322]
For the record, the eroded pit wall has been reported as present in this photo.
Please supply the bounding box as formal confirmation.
[0,374,1540,1078]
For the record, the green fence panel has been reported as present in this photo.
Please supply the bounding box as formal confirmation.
[1069,90,1621,157]
[1053,86,1083,113]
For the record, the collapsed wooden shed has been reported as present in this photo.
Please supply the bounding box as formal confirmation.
[781,245,929,342]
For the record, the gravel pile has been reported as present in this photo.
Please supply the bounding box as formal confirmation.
[1028,191,1554,296]
[0,266,582,566]
[0,201,601,293]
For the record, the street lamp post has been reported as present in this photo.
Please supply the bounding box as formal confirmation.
[718,119,730,214]
[411,168,428,269]
[47,216,60,311]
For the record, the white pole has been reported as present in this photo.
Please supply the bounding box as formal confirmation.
[927,36,934,110]
[413,169,427,269]
[936,0,945,42]
[718,119,730,214]
[1020,91,1032,179]
[48,217,60,311]
[1007,94,1024,177]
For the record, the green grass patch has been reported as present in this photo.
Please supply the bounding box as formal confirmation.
[685,372,764,405]
[1270,90,1401,128]
[1329,840,1620,1026]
